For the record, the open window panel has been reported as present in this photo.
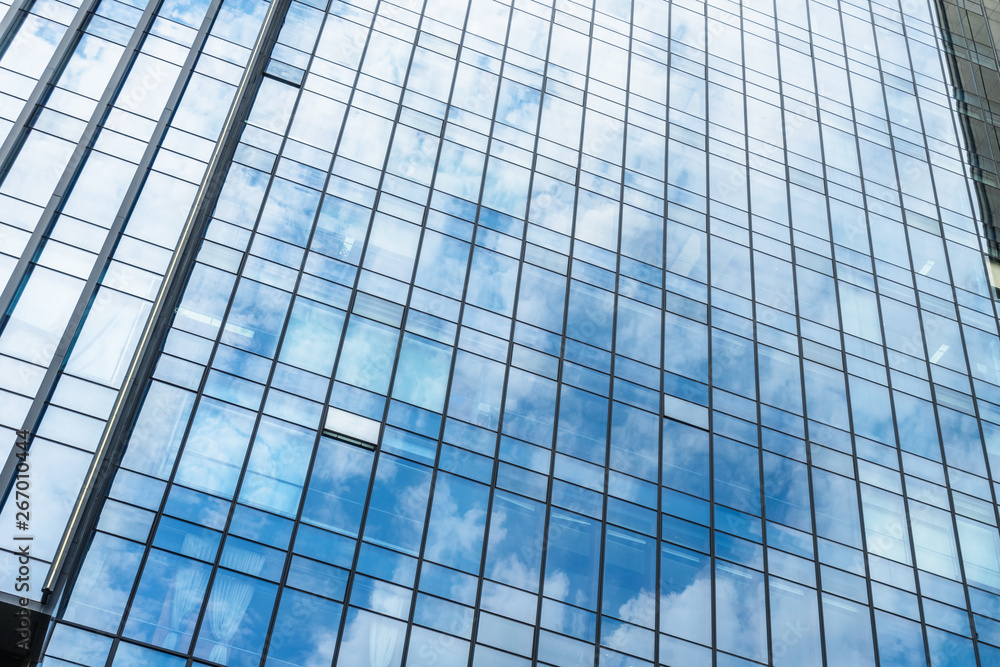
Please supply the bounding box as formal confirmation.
[989,255,1000,299]
[322,406,380,450]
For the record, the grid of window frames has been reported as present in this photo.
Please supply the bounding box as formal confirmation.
[928,0,1000,287]
[24,0,1000,664]
[936,0,1000,209]
[0,0,282,588]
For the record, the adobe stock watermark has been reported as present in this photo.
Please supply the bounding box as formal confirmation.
[11,428,32,652]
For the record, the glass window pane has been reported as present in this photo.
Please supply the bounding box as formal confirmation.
[392,334,452,413]
[544,509,601,610]
[769,579,821,666]
[715,561,767,662]
[264,589,342,667]
[822,595,876,666]
[484,491,545,592]
[124,549,211,651]
[362,454,431,555]
[173,398,257,498]
[278,297,346,376]
[424,473,489,574]
[335,316,399,394]
[193,570,278,665]
[239,416,315,516]
[63,533,145,632]
[66,288,151,387]
[301,438,374,536]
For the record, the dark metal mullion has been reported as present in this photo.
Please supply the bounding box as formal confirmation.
[367,8,552,665]
[268,0,445,662]
[838,0,947,663]
[258,0,446,664]
[705,3,778,666]
[564,5,613,665]
[0,0,168,323]
[370,3,492,665]
[176,82,313,667]
[257,0,438,663]
[707,6,769,664]
[31,0,278,605]
[933,0,1000,322]
[369,24,444,474]
[502,26,560,657]
[921,0,1000,650]
[77,0,296,652]
[599,0,647,664]
[775,3,829,664]
[0,0,34,60]
[456,2,567,663]
[652,2,672,665]
[0,0,101,187]
[350,18,499,654]
[924,0,1000,555]
[452,7,538,666]
[304,6,508,667]
[881,0,995,661]
[39,0,292,629]
[772,2,827,665]
[769,0,830,661]
[730,0,779,659]
[695,1,716,663]
[801,0,883,663]
[380,100,470,667]
[155,1,348,663]
[527,1,593,664]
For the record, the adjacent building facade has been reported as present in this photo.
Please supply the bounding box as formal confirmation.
[1,0,1000,663]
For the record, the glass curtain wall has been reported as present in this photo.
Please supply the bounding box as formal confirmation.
[0,0,999,663]
[0,0,282,603]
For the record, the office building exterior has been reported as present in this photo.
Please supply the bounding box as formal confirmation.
[0,0,999,662]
